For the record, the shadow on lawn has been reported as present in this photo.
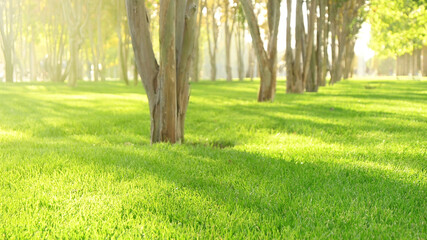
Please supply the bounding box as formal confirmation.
[1,81,425,171]
[1,80,425,237]
[67,143,425,237]
[2,135,425,237]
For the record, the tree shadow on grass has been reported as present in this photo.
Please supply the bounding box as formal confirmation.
[1,80,426,238]
[49,142,427,238]
[4,138,424,238]
[1,86,425,171]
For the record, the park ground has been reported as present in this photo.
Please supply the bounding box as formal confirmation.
[0,78,426,238]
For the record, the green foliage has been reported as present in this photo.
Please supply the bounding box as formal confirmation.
[369,0,427,57]
[0,79,426,238]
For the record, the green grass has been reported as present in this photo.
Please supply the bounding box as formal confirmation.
[0,79,426,239]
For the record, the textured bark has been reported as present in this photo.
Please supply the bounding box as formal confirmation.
[224,1,235,82]
[246,45,255,81]
[330,5,347,85]
[0,0,15,83]
[285,0,295,92]
[206,3,219,81]
[133,59,138,86]
[413,48,421,76]
[343,40,356,79]
[302,0,317,87]
[89,0,103,82]
[329,2,338,85]
[127,0,198,144]
[62,0,88,87]
[322,0,330,85]
[190,1,204,82]
[287,0,319,93]
[396,55,402,76]
[316,0,326,86]
[329,0,365,84]
[306,41,318,92]
[240,0,280,102]
[96,0,105,82]
[117,0,130,85]
[236,21,245,81]
[45,24,69,83]
[404,53,409,76]
[68,38,79,86]
[423,46,427,77]
[288,0,304,93]
[29,42,37,81]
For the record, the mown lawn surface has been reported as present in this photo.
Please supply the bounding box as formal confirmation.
[0,79,426,239]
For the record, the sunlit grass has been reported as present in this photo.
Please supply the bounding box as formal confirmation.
[0,79,426,238]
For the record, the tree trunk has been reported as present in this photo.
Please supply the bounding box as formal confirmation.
[322,0,330,85]
[303,0,317,92]
[68,37,79,87]
[0,0,15,83]
[306,41,318,92]
[5,56,14,83]
[97,1,106,82]
[246,45,255,81]
[344,40,355,79]
[190,2,204,83]
[29,42,37,81]
[133,59,138,86]
[285,0,295,92]
[127,0,198,144]
[117,0,130,85]
[62,0,87,87]
[329,4,337,85]
[303,0,316,84]
[423,45,427,77]
[316,0,325,86]
[240,0,280,102]
[224,1,235,82]
[236,21,245,81]
[404,53,410,76]
[206,4,219,81]
[288,0,304,93]
[89,1,103,83]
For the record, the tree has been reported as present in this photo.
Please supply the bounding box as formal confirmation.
[116,0,131,85]
[303,0,317,92]
[88,0,106,82]
[235,4,246,81]
[369,0,426,77]
[329,0,366,85]
[126,0,199,144]
[0,0,18,83]
[62,0,89,87]
[190,0,205,82]
[286,0,317,93]
[206,0,220,81]
[316,0,327,87]
[240,0,281,102]
[223,0,236,82]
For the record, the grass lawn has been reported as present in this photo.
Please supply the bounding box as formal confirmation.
[0,79,426,239]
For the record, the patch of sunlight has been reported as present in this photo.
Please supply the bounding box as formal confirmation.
[25,85,47,91]
[342,159,426,183]
[91,93,146,102]
[237,132,331,155]
[71,135,103,145]
[0,128,28,142]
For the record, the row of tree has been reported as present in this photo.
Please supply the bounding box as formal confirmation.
[124,0,370,143]
[368,0,427,77]
[1,0,425,143]
[0,0,140,86]
[0,1,367,91]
